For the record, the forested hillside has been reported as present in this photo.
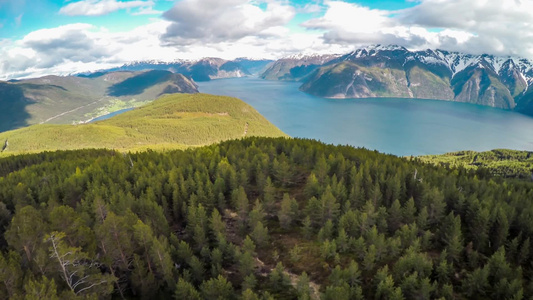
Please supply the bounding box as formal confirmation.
[420,149,533,179]
[0,137,532,299]
[0,93,285,155]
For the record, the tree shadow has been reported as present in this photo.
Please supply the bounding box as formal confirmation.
[107,70,172,97]
[0,82,33,132]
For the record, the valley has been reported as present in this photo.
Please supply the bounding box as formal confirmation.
[3,0,533,299]
[0,70,198,132]
[2,51,533,300]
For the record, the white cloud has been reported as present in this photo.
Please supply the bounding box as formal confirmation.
[398,0,533,57]
[3,0,533,80]
[304,2,393,33]
[59,0,155,16]
[0,16,345,80]
[131,6,163,15]
[21,23,113,68]
[302,0,533,58]
[299,3,323,14]
[0,22,172,79]
[161,0,295,45]
[301,1,429,48]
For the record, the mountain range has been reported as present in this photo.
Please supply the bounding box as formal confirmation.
[3,45,533,135]
[0,70,198,132]
[261,45,533,115]
[99,58,273,82]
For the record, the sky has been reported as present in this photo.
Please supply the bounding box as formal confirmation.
[1,0,533,79]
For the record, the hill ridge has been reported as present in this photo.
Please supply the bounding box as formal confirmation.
[0,93,286,155]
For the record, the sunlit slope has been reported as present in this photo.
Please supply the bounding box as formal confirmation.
[419,149,533,179]
[0,93,287,154]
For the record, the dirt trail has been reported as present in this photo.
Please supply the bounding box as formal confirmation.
[243,122,249,136]
[285,270,321,299]
[40,97,107,124]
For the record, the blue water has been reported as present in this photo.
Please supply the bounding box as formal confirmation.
[197,77,533,156]
[90,108,134,122]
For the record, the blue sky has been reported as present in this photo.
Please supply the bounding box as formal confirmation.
[0,0,175,39]
[0,0,418,39]
[1,0,532,79]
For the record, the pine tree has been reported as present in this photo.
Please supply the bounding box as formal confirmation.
[263,177,276,215]
[210,209,226,242]
[251,221,269,247]
[305,196,322,228]
[23,276,59,300]
[5,205,46,263]
[249,199,265,229]
[189,256,205,284]
[279,193,298,229]
[0,251,23,299]
[314,154,329,183]
[233,186,250,233]
[238,250,255,278]
[302,216,313,239]
[174,278,201,300]
[321,187,340,224]
[304,173,321,199]
[241,288,260,300]
[402,197,417,225]
[296,272,311,299]
[388,199,403,233]
[200,275,234,299]
[440,213,463,263]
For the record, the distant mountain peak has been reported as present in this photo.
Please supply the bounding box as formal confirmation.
[282,53,341,61]
[363,44,409,52]
[79,57,275,82]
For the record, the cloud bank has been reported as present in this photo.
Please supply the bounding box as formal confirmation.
[1,0,533,80]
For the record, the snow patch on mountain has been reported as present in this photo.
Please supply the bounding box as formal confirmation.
[340,45,533,85]
[283,53,341,64]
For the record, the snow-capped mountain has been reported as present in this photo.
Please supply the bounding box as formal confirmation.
[264,45,533,114]
[337,45,533,83]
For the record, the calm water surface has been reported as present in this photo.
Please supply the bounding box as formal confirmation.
[90,108,134,122]
[198,77,533,156]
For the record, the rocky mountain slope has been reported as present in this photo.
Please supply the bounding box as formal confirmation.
[0,70,198,132]
[265,45,533,114]
[102,58,273,81]
[261,53,340,81]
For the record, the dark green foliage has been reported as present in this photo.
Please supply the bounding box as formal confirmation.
[0,137,533,299]
[420,149,533,179]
